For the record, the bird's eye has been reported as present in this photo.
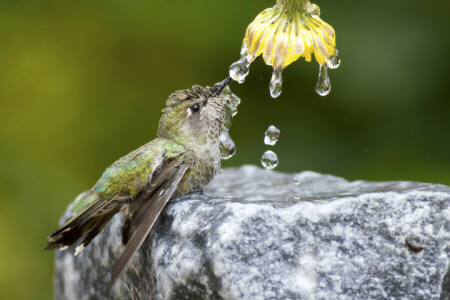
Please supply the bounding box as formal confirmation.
[190,103,201,113]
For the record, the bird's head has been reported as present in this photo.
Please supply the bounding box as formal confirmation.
[158,80,230,150]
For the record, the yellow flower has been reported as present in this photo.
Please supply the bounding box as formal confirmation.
[229,0,340,97]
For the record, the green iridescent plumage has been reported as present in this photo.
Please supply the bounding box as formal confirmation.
[46,82,229,285]
[70,139,186,214]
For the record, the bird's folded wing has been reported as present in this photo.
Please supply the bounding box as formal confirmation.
[110,163,188,286]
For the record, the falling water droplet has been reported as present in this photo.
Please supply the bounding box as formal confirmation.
[269,68,283,98]
[326,49,341,69]
[223,104,236,130]
[293,175,302,185]
[315,64,331,96]
[219,131,236,160]
[264,125,280,146]
[218,86,240,160]
[261,150,278,169]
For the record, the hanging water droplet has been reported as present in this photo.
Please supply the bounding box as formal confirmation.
[229,58,250,83]
[269,68,283,98]
[219,131,236,160]
[326,49,341,69]
[261,150,278,170]
[264,125,280,146]
[315,64,331,96]
[246,52,256,63]
[240,45,249,56]
[293,175,302,185]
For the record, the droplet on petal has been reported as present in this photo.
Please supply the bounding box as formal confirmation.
[237,1,339,96]
[269,68,283,98]
[326,49,341,69]
[261,150,278,170]
[315,64,331,96]
[293,175,302,186]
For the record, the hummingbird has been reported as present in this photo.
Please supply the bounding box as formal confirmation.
[46,78,233,285]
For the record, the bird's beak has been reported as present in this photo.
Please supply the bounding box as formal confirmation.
[211,77,233,99]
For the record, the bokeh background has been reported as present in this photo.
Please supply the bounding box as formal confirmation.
[0,0,449,299]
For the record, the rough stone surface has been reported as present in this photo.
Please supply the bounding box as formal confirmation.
[54,166,450,300]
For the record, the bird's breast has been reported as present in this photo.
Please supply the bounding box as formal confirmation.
[175,148,220,197]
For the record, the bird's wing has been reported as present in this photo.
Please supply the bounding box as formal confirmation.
[46,139,186,252]
[70,139,186,213]
[110,162,188,286]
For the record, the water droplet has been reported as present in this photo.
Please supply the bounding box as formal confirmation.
[221,86,241,107]
[294,196,301,200]
[315,64,331,96]
[326,49,341,69]
[240,45,249,56]
[229,58,250,83]
[219,131,236,160]
[218,86,240,160]
[264,125,280,146]
[261,150,278,169]
[293,175,302,185]
[269,68,283,98]
[223,104,235,130]
[228,94,241,108]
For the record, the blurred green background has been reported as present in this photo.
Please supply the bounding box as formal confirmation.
[0,0,449,299]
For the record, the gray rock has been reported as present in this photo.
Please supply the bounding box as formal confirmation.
[54,166,450,300]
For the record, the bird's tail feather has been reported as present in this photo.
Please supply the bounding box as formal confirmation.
[45,193,120,252]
